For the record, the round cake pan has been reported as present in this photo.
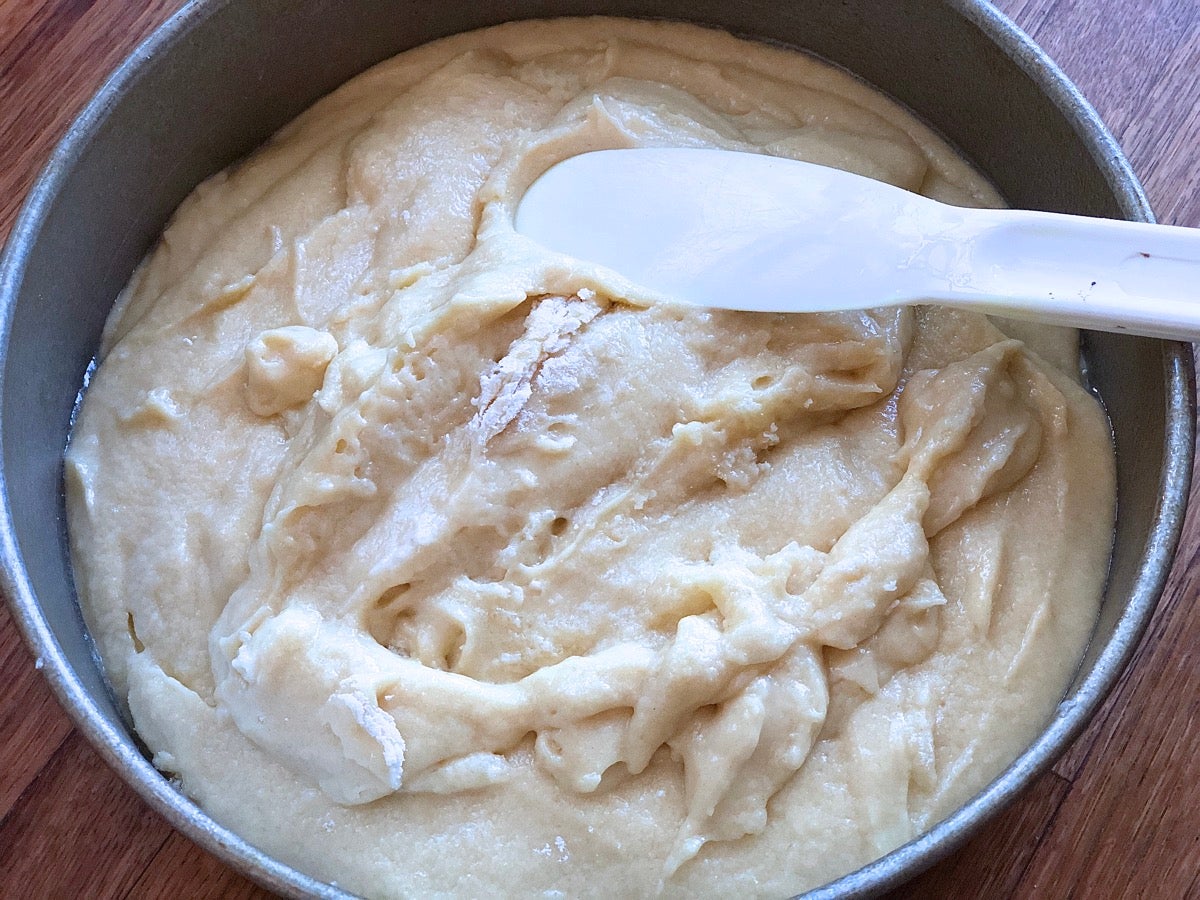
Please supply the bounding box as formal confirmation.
[0,1,1193,897]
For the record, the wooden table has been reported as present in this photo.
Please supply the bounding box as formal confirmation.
[1,1,1197,896]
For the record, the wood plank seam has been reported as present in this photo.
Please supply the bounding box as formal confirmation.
[0,722,74,827]
[0,724,77,833]
[1010,771,1076,896]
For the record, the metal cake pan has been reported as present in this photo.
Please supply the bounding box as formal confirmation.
[0,1,1192,897]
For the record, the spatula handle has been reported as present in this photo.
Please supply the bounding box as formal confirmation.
[931,209,1200,341]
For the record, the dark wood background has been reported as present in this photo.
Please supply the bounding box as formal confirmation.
[1,1,1198,896]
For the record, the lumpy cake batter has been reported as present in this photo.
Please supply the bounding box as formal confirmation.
[66,17,1115,898]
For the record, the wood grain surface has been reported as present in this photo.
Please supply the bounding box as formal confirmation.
[1,1,1198,897]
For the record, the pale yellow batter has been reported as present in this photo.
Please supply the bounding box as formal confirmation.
[66,18,1115,898]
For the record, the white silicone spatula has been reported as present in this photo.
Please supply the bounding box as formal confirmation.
[515,148,1200,340]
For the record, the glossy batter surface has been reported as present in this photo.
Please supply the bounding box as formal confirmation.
[66,18,1115,898]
